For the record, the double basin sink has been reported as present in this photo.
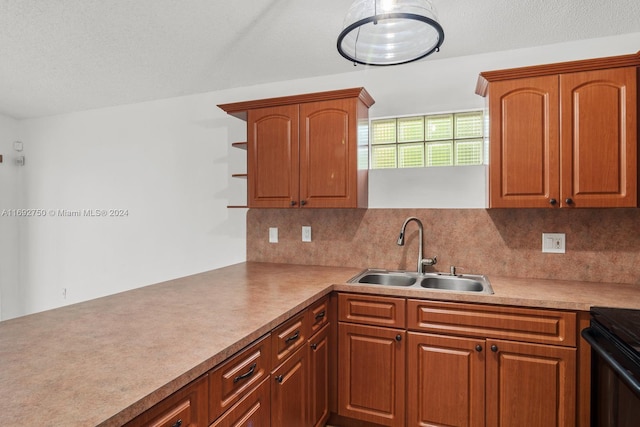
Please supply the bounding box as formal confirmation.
[348,269,494,294]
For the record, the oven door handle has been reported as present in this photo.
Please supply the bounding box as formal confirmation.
[582,327,640,396]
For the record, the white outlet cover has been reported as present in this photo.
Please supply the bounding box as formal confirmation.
[542,233,565,253]
[302,226,312,242]
[269,227,278,243]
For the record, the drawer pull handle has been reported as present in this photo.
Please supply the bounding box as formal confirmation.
[233,363,257,383]
[285,330,300,344]
[315,311,326,320]
[275,375,284,383]
[171,420,182,427]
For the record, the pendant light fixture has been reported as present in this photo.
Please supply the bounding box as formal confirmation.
[337,0,444,66]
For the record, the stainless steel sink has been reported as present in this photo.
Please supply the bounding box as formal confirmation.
[348,269,494,294]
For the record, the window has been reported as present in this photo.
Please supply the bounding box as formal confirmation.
[370,111,485,169]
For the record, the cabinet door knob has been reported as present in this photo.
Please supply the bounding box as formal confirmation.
[300,199,307,206]
[275,375,284,383]
[475,344,483,352]
[549,198,557,205]
[395,334,402,342]
[565,198,573,205]
[490,344,498,352]
[171,420,182,427]
[290,200,297,206]
[310,343,318,350]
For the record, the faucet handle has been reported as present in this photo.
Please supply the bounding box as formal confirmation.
[421,256,437,269]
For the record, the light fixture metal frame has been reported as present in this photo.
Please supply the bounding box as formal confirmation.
[337,7,444,66]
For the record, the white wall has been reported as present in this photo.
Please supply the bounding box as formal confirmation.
[0,114,22,319]
[10,32,640,318]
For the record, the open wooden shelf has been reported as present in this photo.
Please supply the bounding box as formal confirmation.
[231,142,247,150]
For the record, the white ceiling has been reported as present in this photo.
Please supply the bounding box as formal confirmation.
[1,0,640,119]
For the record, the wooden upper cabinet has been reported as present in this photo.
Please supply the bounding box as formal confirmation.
[219,88,374,209]
[479,51,639,208]
[248,105,299,208]
[488,75,560,208]
[560,68,637,207]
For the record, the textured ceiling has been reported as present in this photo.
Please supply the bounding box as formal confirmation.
[1,0,640,119]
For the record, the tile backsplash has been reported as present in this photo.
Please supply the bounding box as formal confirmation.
[247,208,640,285]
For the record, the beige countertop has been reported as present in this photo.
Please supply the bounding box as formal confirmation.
[1,261,639,426]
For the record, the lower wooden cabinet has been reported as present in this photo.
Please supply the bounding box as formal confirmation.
[407,332,485,427]
[210,378,270,427]
[309,324,331,427]
[123,375,208,427]
[271,339,309,426]
[485,339,576,427]
[337,322,406,427]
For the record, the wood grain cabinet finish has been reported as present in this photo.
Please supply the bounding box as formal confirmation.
[407,332,485,427]
[271,344,309,426]
[208,334,271,423]
[272,310,308,368]
[407,299,577,347]
[308,296,330,336]
[210,378,271,427]
[338,322,406,427]
[309,323,331,427]
[407,299,578,427]
[123,375,208,427]
[338,293,406,328]
[479,53,639,208]
[219,88,374,209]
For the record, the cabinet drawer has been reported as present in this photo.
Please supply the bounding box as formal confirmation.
[124,375,208,427]
[407,300,576,346]
[272,310,308,369]
[210,377,271,427]
[338,293,406,328]
[308,296,330,336]
[209,334,271,423]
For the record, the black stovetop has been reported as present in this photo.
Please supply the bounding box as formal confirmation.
[591,307,640,354]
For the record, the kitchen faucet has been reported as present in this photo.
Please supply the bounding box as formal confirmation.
[396,217,437,273]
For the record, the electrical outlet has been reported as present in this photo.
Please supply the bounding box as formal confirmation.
[302,226,312,242]
[542,233,565,253]
[269,227,278,243]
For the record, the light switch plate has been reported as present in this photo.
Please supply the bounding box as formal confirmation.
[302,226,312,242]
[269,227,278,243]
[542,233,565,253]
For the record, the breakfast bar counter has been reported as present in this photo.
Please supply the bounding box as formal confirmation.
[1,262,638,426]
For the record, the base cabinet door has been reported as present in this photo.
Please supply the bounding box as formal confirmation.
[271,345,308,426]
[210,378,270,427]
[407,332,485,427]
[309,324,330,427]
[486,339,577,427]
[338,322,405,427]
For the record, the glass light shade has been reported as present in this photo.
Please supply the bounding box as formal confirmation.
[337,0,444,66]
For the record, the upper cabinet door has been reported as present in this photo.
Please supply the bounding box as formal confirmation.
[248,105,299,208]
[488,75,560,208]
[560,67,637,208]
[299,99,358,208]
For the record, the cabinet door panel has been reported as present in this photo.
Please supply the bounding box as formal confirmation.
[248,105,299,207]
[488,75,559,208]
[338,323,405,427]
[210,378,270,427]
[486,339,576,427]
[271,345,308,427]
[300,99,358,208]
[309,324,330,427]
[408,332,485,427]
[560,67,637,207]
